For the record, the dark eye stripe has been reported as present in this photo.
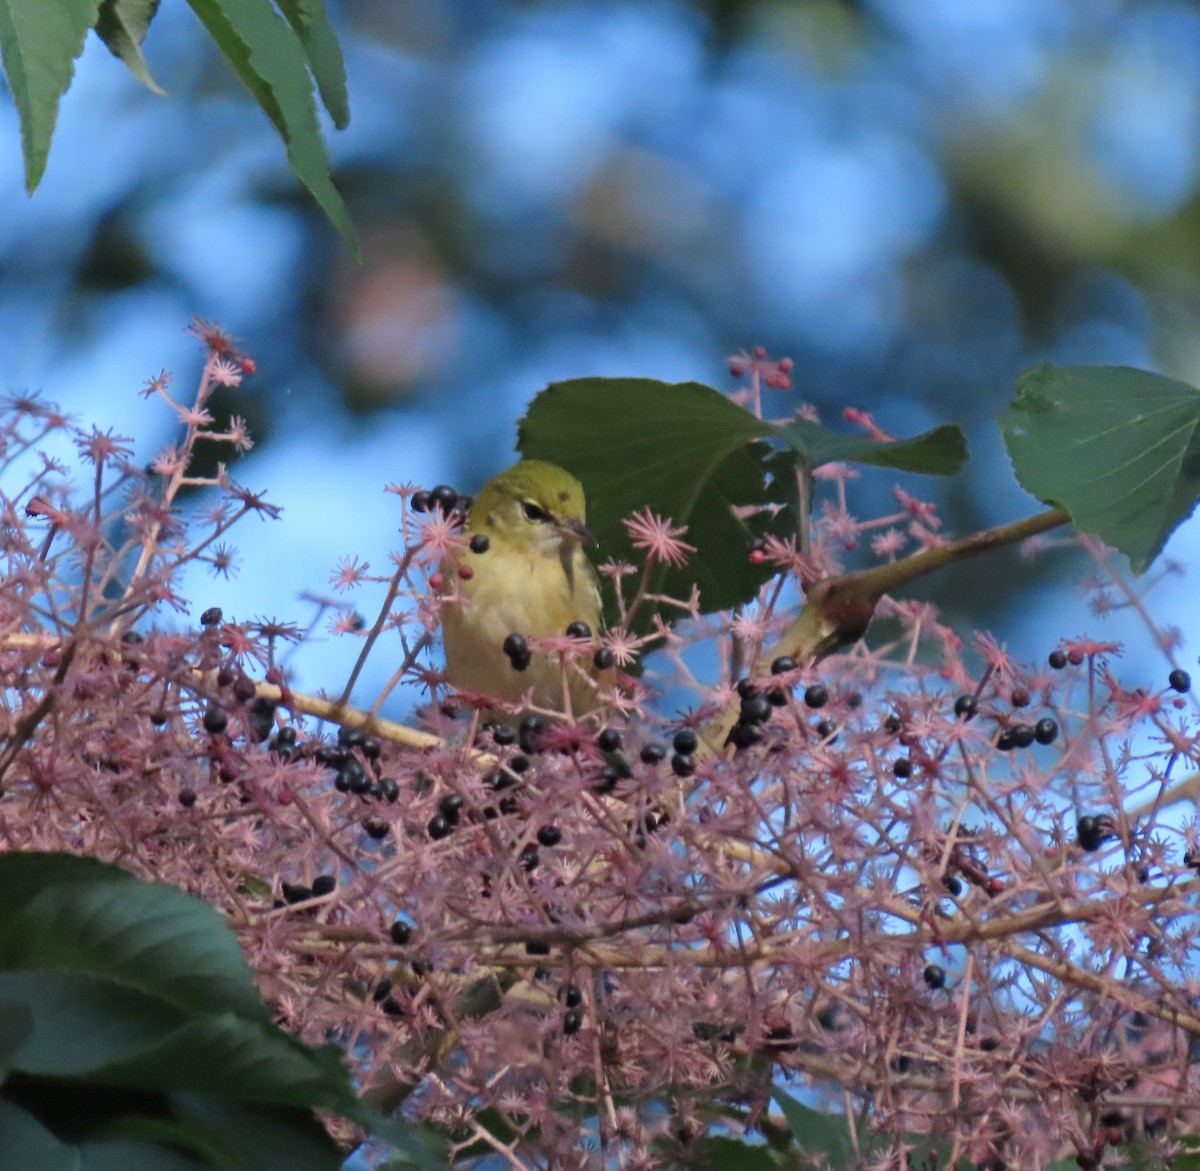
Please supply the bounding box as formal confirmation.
[522,501,551,523]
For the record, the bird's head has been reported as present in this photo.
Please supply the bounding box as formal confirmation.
[470,459,596,554]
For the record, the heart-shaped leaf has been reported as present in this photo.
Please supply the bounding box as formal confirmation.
[999,364,1200,572]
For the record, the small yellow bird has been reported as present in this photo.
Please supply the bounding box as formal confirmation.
[440,459,607,720]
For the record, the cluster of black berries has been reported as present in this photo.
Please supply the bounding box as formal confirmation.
[502,623,614,673]
[950,691,1058,753]
[278,872,338,908]
[411,484,471,519]
[425,716,560,847]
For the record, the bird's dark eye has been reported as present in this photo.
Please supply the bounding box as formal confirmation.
[522,501,550,523]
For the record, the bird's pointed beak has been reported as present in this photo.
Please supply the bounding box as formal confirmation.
[560,517,598,547]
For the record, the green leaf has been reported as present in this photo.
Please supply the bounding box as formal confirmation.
[0,852,269,1022]
[769,1086,853,1161]
[168,1096,344,1170]
[775,417,968,475]
[0,0,104,191]
[95,0,163,94]
[518,378,778,627]
[184,0,357,256]
[999,364,1200,572]
[275,0,348,128]
[689,1135,783,1170]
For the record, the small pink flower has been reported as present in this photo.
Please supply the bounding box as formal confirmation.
[624,508,696,567]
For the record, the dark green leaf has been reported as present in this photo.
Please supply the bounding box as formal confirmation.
[275,0,348,128]
[689,1135,782,1170]
[95,0,163,93]
[0,970,189,1076]
[0,1098,76,1171]
[769,1086,853,1161]
[999,364,1200,572]
[0,0,104,190]
[93,1012,357,1112]
[0,999,33,1073]
[775,416,968,475]
[519,378,777,627]
[169,1095,344,1170]
[184,0,357,255]
[0,853,268,1022]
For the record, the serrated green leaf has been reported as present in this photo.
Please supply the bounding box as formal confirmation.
[0,852,268,1022]
[999,364,1200,572]
[769,1086,853,1161]
[518,378,778,628]
[95,0,163,93]
[184,0,357,256]
[0,0,104,191]
[776,416,968,475]
[275,0,347,128]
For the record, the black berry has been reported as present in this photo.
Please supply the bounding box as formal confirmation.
[518,715,545,754]
[803,684,829,709]
[672,728,698,755]
[537,825,562,847]
[727,722,763,750]
[469,533,490,554]
[1034,718,1058,745]
[596,728,622,753]
[593,647,615,670]
[923,964,946,990]
[390,920,412,946]
[671,752,695,778]
[953,695,977,719]
[202,704,228,735]
[200,607,223,627]
[565,620,592,639]
[640,743,666,765]
[770,656,797,675]
[311,874,337,896]
[1077,815,1107,852]
[437,793,464,824]
[893,758,912,778]
[1169,668,1191,693]
[739,693,772,725]
[1048,650,1068,670]
[427,814,453,841]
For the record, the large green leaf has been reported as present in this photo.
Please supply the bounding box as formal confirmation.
[0,852,268,1022]
[184,0,357,256]
[999,364,1200,572]
[0,854,442,1170]
[95,0,163,93]
[776,416,968,474]
[0,0,103,191]
[519,378,779,627]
